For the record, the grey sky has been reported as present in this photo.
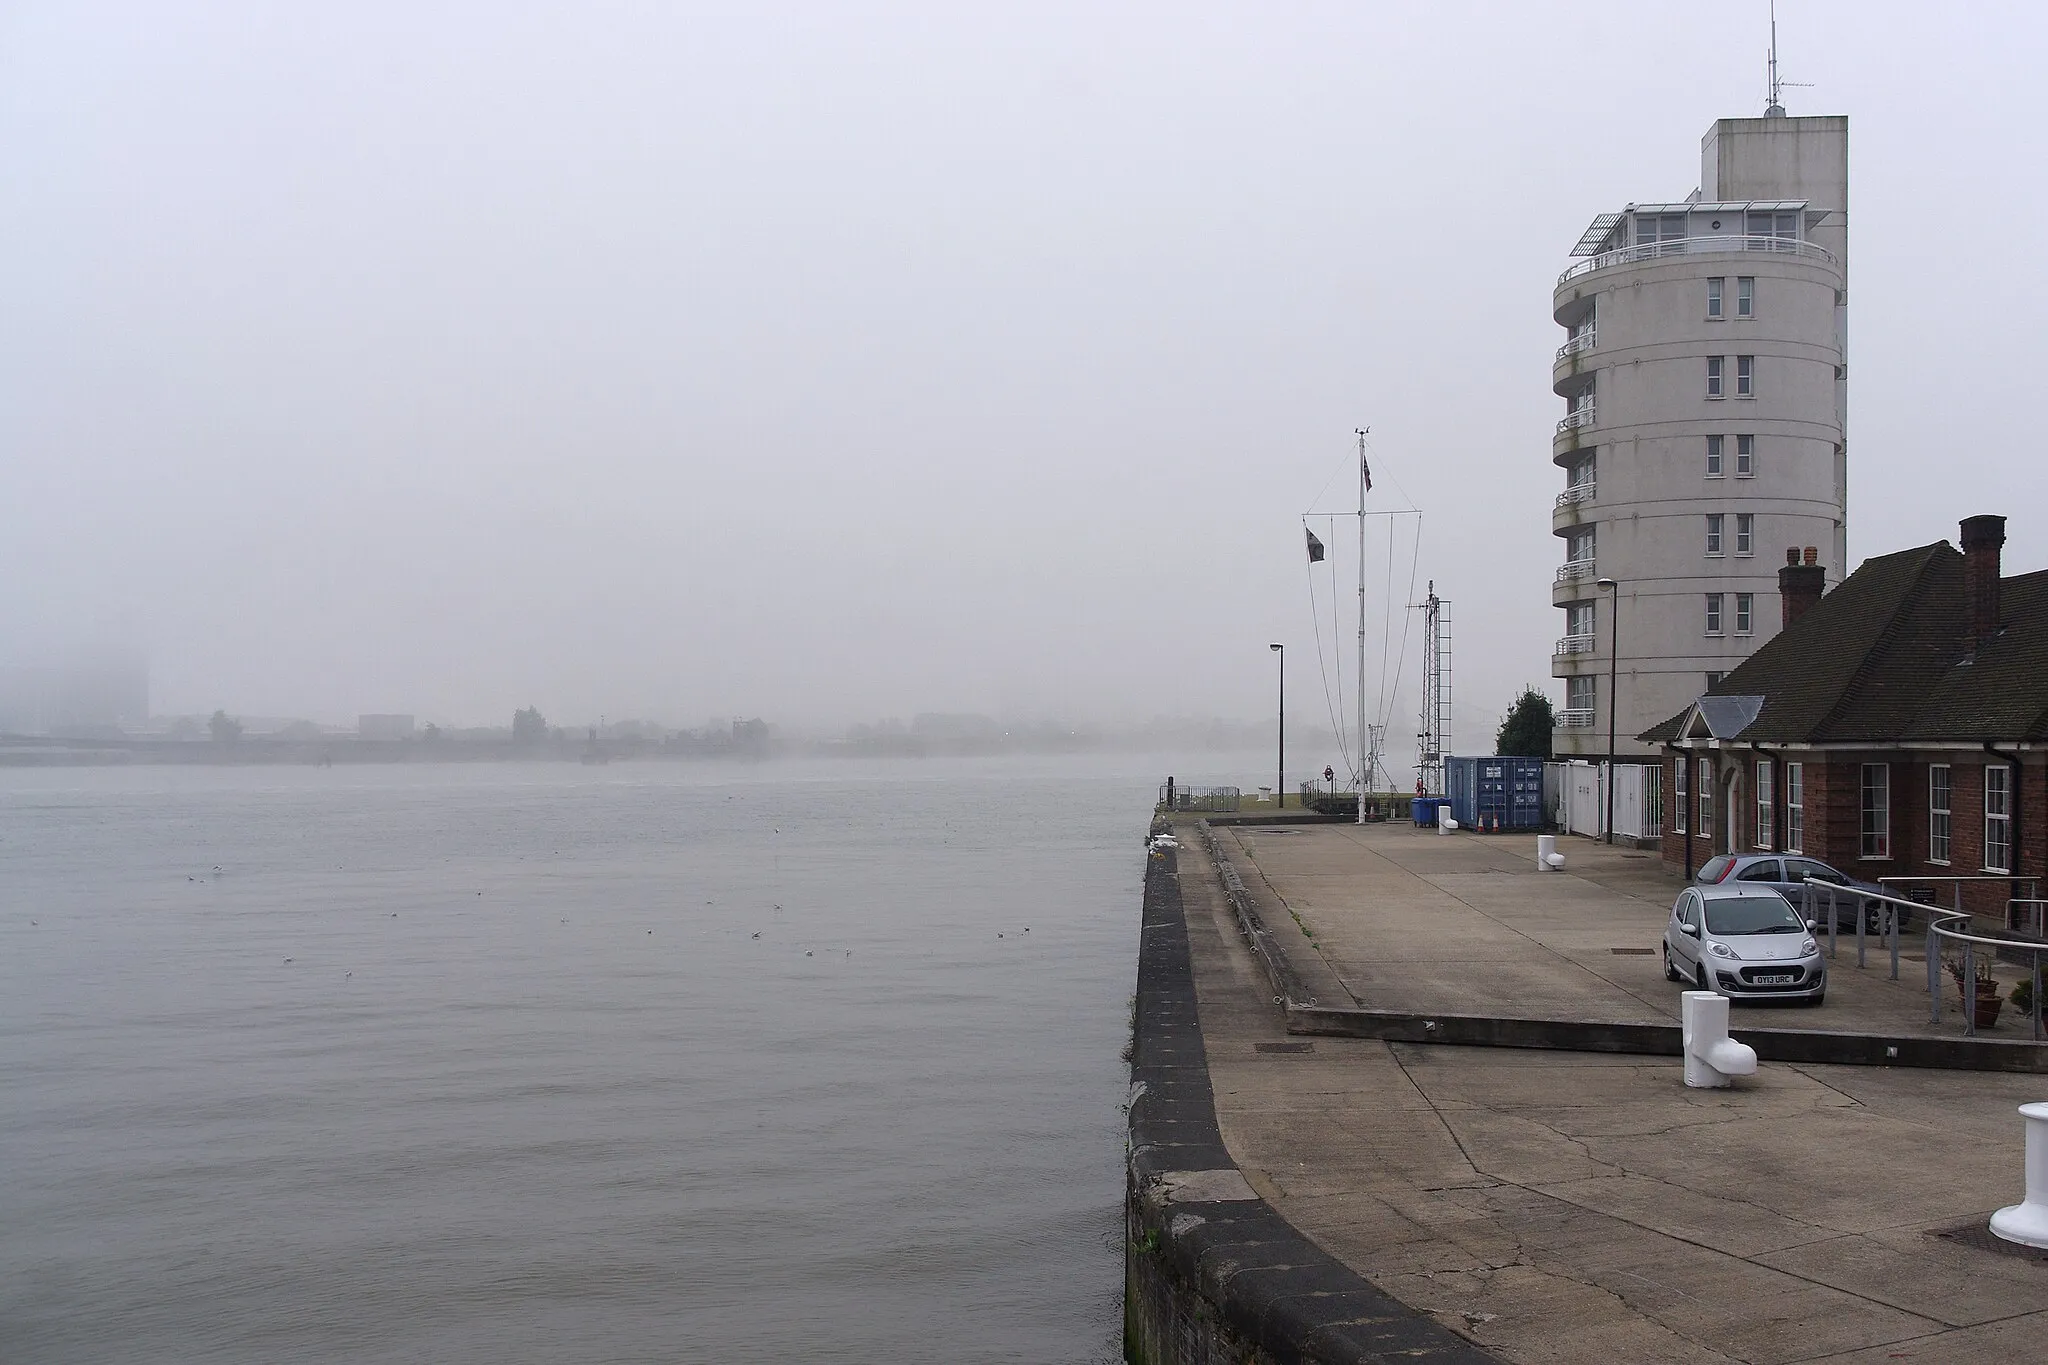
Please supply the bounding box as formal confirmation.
[3,1,2041,738]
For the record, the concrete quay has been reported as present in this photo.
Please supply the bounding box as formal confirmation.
[1146,818,2048,1363]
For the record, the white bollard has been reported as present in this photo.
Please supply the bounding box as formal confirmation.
[1544,852,1567,869]
[1681,990,1757,1089]
[1438,815,1458,834]
[1991,1103,2048,1247]
[1536,834,1557,871]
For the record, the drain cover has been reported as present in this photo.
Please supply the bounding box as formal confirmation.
[1929,1219,2048,1263]
[1254,1041,1314,1054]
[1609,948,1656,956]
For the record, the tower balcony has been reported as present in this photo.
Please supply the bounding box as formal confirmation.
[1556,234,1837,291]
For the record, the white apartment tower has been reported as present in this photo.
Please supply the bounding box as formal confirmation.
[1551,112,1847,758]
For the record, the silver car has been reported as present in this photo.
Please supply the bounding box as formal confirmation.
[1663,884,1826,1005]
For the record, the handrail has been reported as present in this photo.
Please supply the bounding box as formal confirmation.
[1555,560,1594,582]
[1555,331,1597,362]
[1555,484,1595,508]
[1558,234,1838,288]
[1919,901,2048,1040]
[1556,405,1596,435]
[1557,708,1595,728]
[1554,634,1596,656]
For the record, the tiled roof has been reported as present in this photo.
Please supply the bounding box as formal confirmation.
[1640,540,2048,746]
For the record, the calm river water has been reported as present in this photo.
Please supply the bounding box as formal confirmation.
[0,755,1210,1363]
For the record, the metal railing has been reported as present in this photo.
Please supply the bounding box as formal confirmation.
[1554,634,1596,656]
[1556,405,1596,435]
[1555,560,1594,583]
[1557,708,1595,728]
[1557,234,1839,288]
[1555,484,1596,508]
[1555,330,1597,361]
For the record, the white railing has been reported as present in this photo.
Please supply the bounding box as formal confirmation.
[1555,484,1595,508]
[1555,560,1594,583]
[1555,330,1596,362]
[1554,634,1596,656]
[1558,234,1837,288]
[1557,708,1596,728]
[1556,405,1596,435]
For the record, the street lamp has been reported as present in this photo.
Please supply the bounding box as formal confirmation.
[1597,577,1619,845]
[1269,643,1284,808]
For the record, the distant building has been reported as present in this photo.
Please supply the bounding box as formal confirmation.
[1551,110,1848,758]
[1644,516,2045,921]
[358,714,416,741]
[0,654,149,735]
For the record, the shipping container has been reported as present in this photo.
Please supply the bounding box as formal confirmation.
[1445,756,1547,832]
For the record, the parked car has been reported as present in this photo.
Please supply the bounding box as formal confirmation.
[1694,853,1904,933]
[1664,884,1826,1004]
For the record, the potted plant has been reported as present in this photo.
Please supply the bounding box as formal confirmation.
[1948,957,2004,1029]
[2012,977,2040,1020]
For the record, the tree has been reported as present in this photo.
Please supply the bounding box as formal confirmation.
[512,707,548,745]
[209,709,242,743]
[1495,687,1554,759]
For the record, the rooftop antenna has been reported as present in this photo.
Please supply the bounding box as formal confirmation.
[1764,0,1812,117]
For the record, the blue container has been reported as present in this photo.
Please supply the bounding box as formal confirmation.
[1445,756,1546,832]
[1410,796,1437,827]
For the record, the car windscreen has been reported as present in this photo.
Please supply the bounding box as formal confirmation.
[1704,895,1803,935]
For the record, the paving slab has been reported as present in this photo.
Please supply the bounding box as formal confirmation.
[1174,827,2048,1364]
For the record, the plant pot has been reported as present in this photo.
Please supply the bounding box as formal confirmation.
[1969,986,2004,1030]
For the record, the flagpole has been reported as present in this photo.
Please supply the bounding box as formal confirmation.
[1355,429,1369,826]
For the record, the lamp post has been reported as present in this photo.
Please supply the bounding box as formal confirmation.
[1597,577,1619,844]
[1270,643,1284,808]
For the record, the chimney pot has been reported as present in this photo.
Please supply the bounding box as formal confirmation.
[1803,546,1817,566]
[1786,547,1800,565]
[1961,514,2007,647]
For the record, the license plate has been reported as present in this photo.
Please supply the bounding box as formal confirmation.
[1753,973,1795,985]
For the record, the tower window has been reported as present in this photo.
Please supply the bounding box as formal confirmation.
[1706,435,1724,477]
[1705,514,1724,556]
[1735,593,1754,634]
[1736,355,1754,397]
[1737,277,1754,317]
[1707,356,1725,398]
[1706,594,1724,635]
[1707,278,1724,319]
[1735,514,1753,556]
[1736,434,1755,477]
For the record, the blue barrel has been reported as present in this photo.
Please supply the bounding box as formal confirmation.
[1411,797,1436,827]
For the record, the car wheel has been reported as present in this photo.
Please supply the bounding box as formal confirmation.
[1695,963,1710,992]
[1808,990,1825,1007]
[1663,945,1683,982]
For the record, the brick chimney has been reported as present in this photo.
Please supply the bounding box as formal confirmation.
[1780,547,1825,629]
[1961,514,2007,648]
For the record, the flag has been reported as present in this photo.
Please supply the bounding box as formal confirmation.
[1305,528,1325,563]
[1362,454,1373,492]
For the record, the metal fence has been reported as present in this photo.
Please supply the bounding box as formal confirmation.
[1547,760,1663,841]
[1159,784,1240,813]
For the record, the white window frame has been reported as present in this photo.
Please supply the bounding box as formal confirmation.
[1861,763,1891,859]
[1736,434,1755,477]
[1929,764,1952,865]
[1566,602,1594,637]
[1706,514,1724,556]
[1737,276,1754,318]
[1706,434,1724,477]
[1674,756,1689,834]
[1566,674,1595,712]
[1698,758,1713,841]
[1736,355,1754,397]
[1707,277,1724,319]
[1735,592,1754,635]
[1986,765,2013,874]
[1756,760,1774,849]
[1785,762,1803,852]
[1707,356,1725,399]
[1735,513,1753,556]
[1705,593,1724,636]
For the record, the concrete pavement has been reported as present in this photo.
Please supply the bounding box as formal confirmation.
[1175,821,2048,1362]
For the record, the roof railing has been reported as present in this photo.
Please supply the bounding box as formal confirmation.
[1557,234,1838,288]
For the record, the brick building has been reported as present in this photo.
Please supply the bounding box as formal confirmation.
[1642,515,2046,923]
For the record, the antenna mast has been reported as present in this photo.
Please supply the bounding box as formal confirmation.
[1354,428,1369,825]
[1416,583,1450,796]
[1766,0,1783,114]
